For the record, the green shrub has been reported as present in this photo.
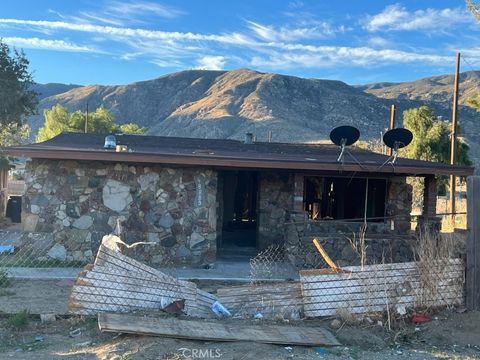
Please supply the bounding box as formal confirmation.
[7,309,30,329]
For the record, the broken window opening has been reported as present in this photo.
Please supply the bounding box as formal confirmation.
[304,176,387,222]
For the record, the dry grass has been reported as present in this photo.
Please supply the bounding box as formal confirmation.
[345,224,367,268]
[412,225,456,309]
[336,306,357,325]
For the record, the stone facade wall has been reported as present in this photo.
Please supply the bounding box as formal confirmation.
[257,172,294,249]
[22,159,218,266]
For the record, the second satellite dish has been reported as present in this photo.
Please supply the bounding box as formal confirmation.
[381,128,413,165]
[383,128,413,150]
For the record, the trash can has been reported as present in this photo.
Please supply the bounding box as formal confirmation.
[6,196,22,223]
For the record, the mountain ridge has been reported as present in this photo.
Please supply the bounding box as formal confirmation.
[27,69,480,172]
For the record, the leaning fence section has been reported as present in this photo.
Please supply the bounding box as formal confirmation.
[300,258,464,317]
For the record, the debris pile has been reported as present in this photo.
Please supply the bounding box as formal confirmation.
[69,235,217,318]
[69,235,465,322]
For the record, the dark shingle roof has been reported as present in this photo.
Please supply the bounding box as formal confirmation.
[3,132,474,176]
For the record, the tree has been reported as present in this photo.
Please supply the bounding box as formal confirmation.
[467,90,480,111]
[118,123,146,135]
[403,106,471,195]
[0,40,37,127]
[36,104,146,142]
[467,0,480,21]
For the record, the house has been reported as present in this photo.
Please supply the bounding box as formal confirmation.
[4,132,474,267]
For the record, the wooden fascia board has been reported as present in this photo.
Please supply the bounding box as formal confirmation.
[4,147,474,177]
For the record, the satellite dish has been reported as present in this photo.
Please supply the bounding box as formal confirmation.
[330,125,360,146]
[383,128,413,150]
[330,125,360,164]
[380,128,413,166]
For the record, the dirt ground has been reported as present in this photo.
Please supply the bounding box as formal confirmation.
[0,279,73,315]
[1,280,479,359]
[0,310,479,360]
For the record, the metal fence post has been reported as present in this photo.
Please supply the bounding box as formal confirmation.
[466,176,480,310]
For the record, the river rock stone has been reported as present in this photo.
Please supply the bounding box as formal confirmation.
[158,213,175,228]
[147,232,160,243]
[31,194,49,207]
[23,214,39,232]
[72,215,93,230]
[30,204,40,214]
[47,244,67,261]
[176,245,191,257]
[102,180,132,212]
[66,203,80,218]
[160,235,176,247]
[189,232,206,248]
[138,172,159,191]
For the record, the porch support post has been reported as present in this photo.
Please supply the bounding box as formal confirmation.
[422,175,437,220]
[466,176,480,310]
[293,173,304,215]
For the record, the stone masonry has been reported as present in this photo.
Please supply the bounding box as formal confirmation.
[21,160,415,268]
[22,159,218,266]
[257,172,294,249]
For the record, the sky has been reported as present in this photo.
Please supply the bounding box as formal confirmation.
[1,0,479,86]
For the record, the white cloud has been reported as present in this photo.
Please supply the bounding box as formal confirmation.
[288,1,304,9]
[0,16,472,72]
[0,19,254,45]
[106,1,184,19]
[196,56,226,70]
[246,20,344,42]
[250,46,451,69]
[74,1,185,26]
[367,36,389,48]
[364,4,473,32]
[2,36,102,53]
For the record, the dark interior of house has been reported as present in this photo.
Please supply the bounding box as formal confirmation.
[220,171,258,256]
[304,176,387,221]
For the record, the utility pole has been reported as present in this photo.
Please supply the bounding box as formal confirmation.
[388,104,396,156]
[85,102,89,133]
[449,52,461,218]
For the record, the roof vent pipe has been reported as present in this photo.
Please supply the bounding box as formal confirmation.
[104,135,116,149]
[244,132,254,144]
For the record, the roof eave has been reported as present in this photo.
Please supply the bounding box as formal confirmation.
[3,147,475,177]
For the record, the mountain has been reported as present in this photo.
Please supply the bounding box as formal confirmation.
[31,83,81,101]
[27,69,397,140]
[360,71,480,173]
[28,69,479,172]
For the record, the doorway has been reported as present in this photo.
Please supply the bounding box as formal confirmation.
[219,170,258,259]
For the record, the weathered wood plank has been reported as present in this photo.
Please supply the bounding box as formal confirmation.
[82,267,198,297]
[300,259,462,279]
[300,259,464,317]
[98,313,340,346]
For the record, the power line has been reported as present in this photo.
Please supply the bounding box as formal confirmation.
[461,56,480,72]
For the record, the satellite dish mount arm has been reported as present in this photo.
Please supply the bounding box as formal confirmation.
[337,138,347,163]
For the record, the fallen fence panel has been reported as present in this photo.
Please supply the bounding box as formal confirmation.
[98,313,340,346]
[69,235,217,318]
